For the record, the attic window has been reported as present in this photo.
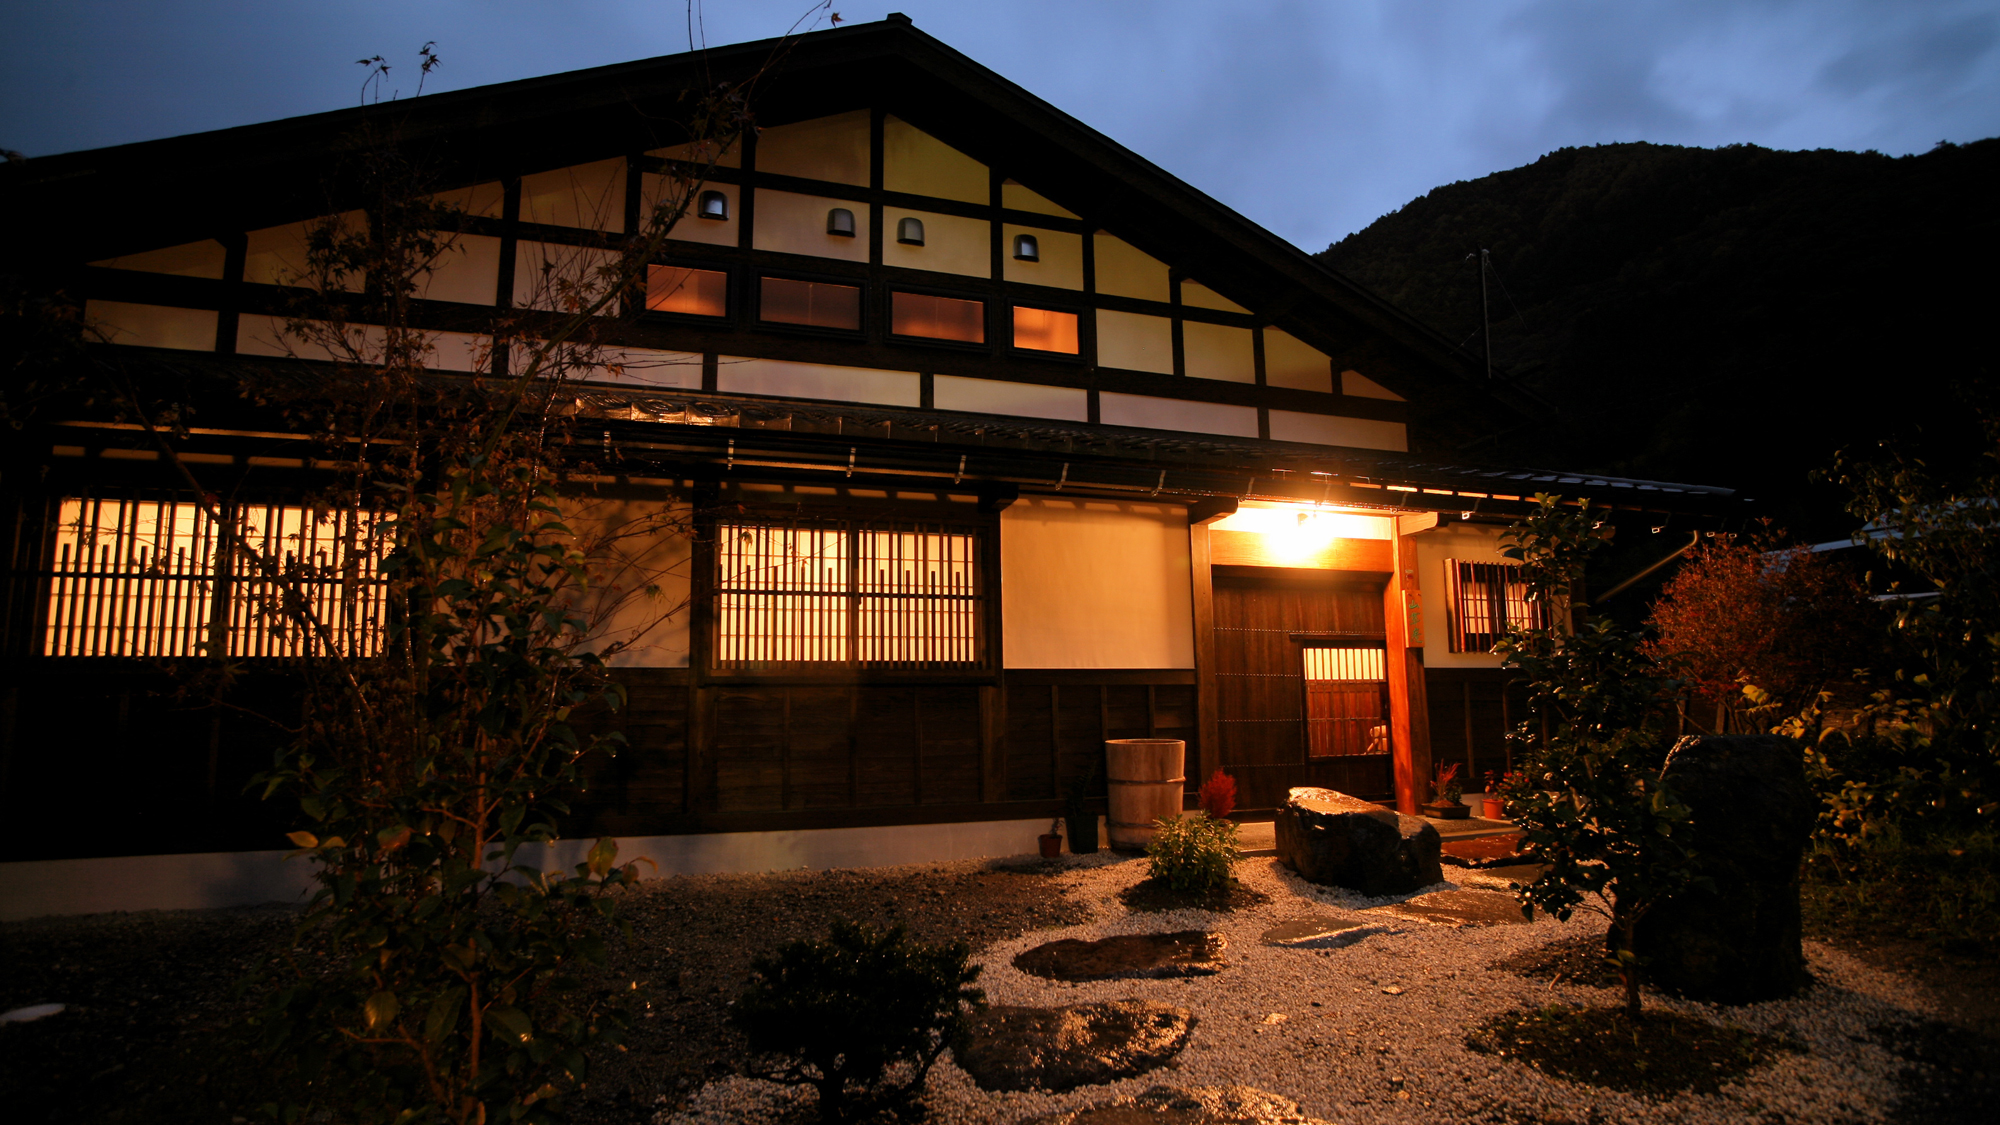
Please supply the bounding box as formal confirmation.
[1012,234,1039,262]
[760,276,861,331]
[826,208,856,237]
[1012,306,1079,354]
[697,191,729,221]
[646,265,727,317]
[897,217,926,246]
[892,292,984,343]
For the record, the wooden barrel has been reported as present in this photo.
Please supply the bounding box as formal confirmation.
[1105,738,1186,850]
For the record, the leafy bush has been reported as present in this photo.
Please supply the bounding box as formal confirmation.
[732,921,984,1123]
[1145,811,1237,895]
[1802,827,2000,953]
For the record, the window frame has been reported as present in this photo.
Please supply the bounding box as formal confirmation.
[640,260,732,321]
[1007,303,1084,358]
[1443,559,1544,654]
[699,509,998,682]
[886,286,990,351]
[753,270,868,337]
[33,490,389,661]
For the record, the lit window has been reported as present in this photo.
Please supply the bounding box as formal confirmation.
[760,276,862,330]
[826,208,856,237]
[1302,644,1389,758]
[892,292,985,343]
[1012,233,1039,261]
[897,217,925,245]
[645,265,727,316]
[1444,559,1543,653]
[1012,306,1079,353]
[697,191,729,220]
[44,497,385,658]
[714,521,985,670]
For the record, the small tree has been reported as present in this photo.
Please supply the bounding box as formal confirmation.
[1496,494,1700,1019]
[1800,389,2000,839]
[1643,532,1879,732]
[733,921,985,1124]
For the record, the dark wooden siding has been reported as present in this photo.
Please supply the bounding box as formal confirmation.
[1422,667,1521,790]
[1210,572,1394,809]
[999,672,1199,803]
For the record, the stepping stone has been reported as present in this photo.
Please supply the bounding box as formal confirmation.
[956,1000,1196,1093]
[1373,889,1529,927]
[1257,917,1383,949]
[1440,832,1525,865]
[1471,862,1548,885]
[1014,931,1227,981]
[1021,1083,1335,1124]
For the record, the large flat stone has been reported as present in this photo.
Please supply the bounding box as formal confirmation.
[1273,787,1442,896]
[1257,917,1383,949]
[1373,889,1529,926]
[1014,931,1227,981]
[956,1000,1196,1093]
[1020,1084,1335,1125]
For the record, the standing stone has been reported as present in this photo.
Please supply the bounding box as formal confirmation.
[956,1000,1196,1093]
[1273,787,1442,896]
[1635,734,1815,1003]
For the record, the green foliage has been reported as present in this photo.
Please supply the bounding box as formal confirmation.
[1145,811,1237,895]
[1495,494,1701,1018]
[732,921,985,1124]
[1801,827,2000,954]
[1792,392,2000,840]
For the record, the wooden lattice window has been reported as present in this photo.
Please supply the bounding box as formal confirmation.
[713,521,986,672]
[1443,559,1542,654]
[42,496,386,658]
[1302,642,1389,758]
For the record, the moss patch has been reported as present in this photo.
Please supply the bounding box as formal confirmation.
[1466,1004,1791,1097]
[1118,877,1270,914]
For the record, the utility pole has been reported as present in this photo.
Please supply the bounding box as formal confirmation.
[1467,248,1493,380]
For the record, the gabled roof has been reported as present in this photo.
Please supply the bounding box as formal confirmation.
[2,14,1541,452]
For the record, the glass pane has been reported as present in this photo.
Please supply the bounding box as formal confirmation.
[715,524,850,664]
[45,498,218,657]
[892,292,985,343]
[856,530,979,665]
[1012,306,1079,353]
[760,276,861,330]
[646,265,727,316]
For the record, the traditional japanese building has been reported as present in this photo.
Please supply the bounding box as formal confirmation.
[0,15,1737,912]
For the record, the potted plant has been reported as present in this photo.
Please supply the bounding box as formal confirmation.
[1421,762,1471,819]
[1480,771,1506,820]
[1038,816,1063,858]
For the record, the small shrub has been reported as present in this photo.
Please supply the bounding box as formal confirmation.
[731,921,984,1123]
[1145,811,1237,895]
[1197,769,1237,819]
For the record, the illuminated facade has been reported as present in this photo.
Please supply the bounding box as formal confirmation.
[0,15,1738,862]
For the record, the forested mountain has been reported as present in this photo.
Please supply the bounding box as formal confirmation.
[1318,139,1999,539]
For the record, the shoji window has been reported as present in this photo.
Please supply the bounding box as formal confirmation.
[1301,643,1389,758]
[43,496,386,658]
[713,521,985,672]
[1443,559,1541,653]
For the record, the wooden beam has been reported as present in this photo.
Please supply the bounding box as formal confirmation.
[1189,518,1217,800]
[1185,497,1237,526]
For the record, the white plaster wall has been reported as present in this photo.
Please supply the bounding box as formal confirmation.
[0,819,1067,922]
[1414,523,1514,668]
[1001,498,1194,669]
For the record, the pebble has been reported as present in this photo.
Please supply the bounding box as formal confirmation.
[657,855,1932,1125]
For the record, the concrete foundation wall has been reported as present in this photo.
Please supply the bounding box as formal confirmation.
[0,817,1060,922]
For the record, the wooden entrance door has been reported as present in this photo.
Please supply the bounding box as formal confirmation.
[1211,571,1393,809]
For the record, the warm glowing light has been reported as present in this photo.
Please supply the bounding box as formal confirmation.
[1209,502,1391,561]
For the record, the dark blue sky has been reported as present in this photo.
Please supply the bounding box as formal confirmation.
[5,1,1996,250]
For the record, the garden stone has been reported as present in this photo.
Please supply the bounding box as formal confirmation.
[1375,889,1529,927]
[1021,1084,1334,1124]
[1273,787,1442,896]
[1635,734,1816,1003]
[1258,917,1382,948]
[1014,931,1226,981]
[955,1000,1196,1092]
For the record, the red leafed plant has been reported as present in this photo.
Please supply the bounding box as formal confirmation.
[1198,769,1237,819]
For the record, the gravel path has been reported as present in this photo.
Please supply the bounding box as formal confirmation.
[661,853,1969,1125]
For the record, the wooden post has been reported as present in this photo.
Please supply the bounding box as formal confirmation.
[1187,509,1222,805]
[1386,514,1436,814]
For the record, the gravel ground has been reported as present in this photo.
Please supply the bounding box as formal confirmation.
[2,851,1993,1125]
[660,854,1991,1125]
